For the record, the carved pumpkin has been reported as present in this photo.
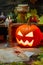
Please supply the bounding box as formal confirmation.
[16,24,42,47]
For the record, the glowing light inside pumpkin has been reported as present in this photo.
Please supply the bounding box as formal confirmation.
[25,32,33,37]
[17,31,34,46]
[16,38,34,46]
[18,31,23,36]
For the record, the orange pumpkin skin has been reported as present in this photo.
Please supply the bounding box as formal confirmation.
[16,24,42,47]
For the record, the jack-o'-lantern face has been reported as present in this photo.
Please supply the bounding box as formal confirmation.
[16,31,34,46]
[16,24,42,47]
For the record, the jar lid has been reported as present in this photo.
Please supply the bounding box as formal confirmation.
[18,4,28,7]
[16,4,29,13]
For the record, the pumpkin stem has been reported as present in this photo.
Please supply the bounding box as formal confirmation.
[27,22,32,25]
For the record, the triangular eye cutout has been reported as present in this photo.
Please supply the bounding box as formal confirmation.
[25,32,33,37]
[18,31,23,36]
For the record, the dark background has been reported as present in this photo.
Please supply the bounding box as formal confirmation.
[0,0,43,15]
